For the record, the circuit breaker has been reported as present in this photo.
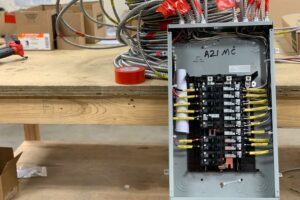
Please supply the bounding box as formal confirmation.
[168,22,280,199]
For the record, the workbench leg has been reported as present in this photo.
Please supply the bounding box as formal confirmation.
[24,124,41,141]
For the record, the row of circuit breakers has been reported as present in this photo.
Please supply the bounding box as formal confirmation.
[168,22,280,199]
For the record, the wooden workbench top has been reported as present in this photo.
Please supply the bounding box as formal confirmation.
[0,47,167,97]
[0,36,298,97]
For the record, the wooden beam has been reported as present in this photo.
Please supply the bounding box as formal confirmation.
[277,97,300,128]
[24,124,40,141]
[0,96,298,128]
[0,97,168,125]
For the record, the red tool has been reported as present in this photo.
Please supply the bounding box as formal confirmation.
[0,38,26,59]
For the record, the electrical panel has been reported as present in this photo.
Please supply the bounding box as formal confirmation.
[168,22,280,199]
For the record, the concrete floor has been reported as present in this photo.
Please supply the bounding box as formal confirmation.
[0,125,168,149]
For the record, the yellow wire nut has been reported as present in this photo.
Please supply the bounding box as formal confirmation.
[251,130,266,134]
[275,30,291,35]
[247,113,267,120]
[251,122,261,126]
[251,143,269,147]
[177,145,193,149]
[174,102,191,107]
[249,138,270,143]
[244,106,268,112]
[178,95,198,99]
[173,117,195,121]
[177,139,193,143]
[245,94,267,98]
[246,88,267,93]
[244,99,268,105]
[249,150,270,156]
[155,71,168,79]
[176,110,196,114]
[182,89,196,92]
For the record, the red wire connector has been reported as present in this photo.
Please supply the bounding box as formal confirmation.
[255,0,261,11]
[215,0,236,11]
[174,0,191,15]
[156,0,177,18]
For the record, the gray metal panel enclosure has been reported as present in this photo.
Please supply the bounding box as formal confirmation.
[168,22,280,200]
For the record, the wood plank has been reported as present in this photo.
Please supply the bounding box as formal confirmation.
[23,124,40,141]
[13,128,300,200]
[0,47,167,97]
[0,36,298,97]
[0,97,168,125]
[277,97,300,128]
[15,142,168,200]
[0,96,298,127]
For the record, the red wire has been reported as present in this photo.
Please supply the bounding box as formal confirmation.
[172,88,179,97]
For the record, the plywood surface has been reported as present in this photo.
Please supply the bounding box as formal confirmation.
[0,36,298,97]
[13,128,300,200]
[0,97,168,125]
[0,47,167,97]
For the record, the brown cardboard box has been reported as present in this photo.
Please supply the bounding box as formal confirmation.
[270,0,300,27]
[0,12,16,37]
[15,6,56,50]
[57,36,86,50]
[44,2,106,43]
[73,1,106,43]
[59,12,85,36]
[0,148,22,200]
[282,13,300,54]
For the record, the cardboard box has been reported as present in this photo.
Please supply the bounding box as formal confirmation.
[0,148,22,200]
[270,0,300,27]
[44,2,106,43]
[73,1,106,43]
[0,12,16,37]
[15,6,56,50]
[59,12,85,36]
[282,13,300,53]
[57,36,85,50]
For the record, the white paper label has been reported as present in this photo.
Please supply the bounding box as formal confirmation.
[229,65,251,73]
[18,33,51,50]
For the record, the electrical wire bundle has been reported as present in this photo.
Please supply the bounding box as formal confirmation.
[55,0,127,49]
[114,0,239,79]
[55,0,272,79]
[242,0,270,22]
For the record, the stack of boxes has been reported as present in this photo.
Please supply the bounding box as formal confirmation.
[282,13,300,54]
[0,1,106,50]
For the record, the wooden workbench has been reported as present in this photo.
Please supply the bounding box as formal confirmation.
[13,128,300,200]
[0,36,299,140]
